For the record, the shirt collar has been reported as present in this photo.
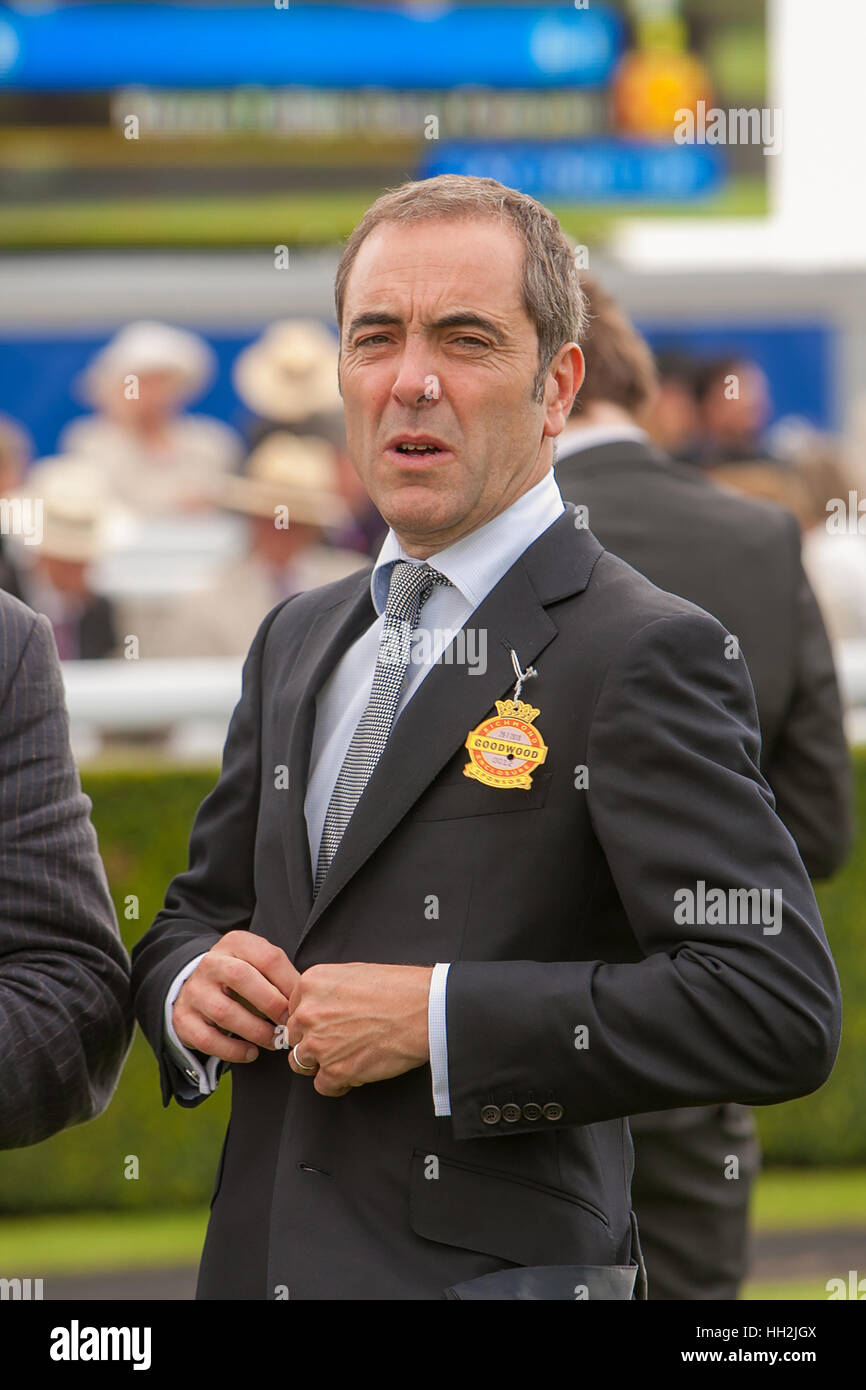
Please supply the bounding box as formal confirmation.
[556,422,649,457]
[370,468,564,615]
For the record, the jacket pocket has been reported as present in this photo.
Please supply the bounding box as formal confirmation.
[409,1149,614,1268]
[412,770,553,821]
[444,1262,639,1301]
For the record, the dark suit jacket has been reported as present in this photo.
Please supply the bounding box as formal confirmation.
[0,592,133,1149]
[554,437,854,881]
[131,504,841,1300]
[19,585,118,661]
[78,594,117,661]
[0,538,23,601]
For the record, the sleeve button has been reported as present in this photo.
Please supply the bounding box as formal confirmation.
[542,1102,564,1121]
[501,1102,522,1123]
[481,1104,501,1125]
[522,1102,543,1121]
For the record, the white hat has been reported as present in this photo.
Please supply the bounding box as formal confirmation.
[232,320,341,423]
[16,456,132,561]
[78,322,215,405]
[221,433,351,528]
[38,504,103,563]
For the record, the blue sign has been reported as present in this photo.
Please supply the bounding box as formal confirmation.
[0,4,624,91]
[419,139,727,202]
[642,325,835,434]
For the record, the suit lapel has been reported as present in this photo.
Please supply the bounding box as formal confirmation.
[289,505,603,946]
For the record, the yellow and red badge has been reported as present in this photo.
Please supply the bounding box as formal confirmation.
[463,699,548,790]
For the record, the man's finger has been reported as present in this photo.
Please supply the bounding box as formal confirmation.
[225,988,276,1023]
[288,1041,319,1076]
[313,1071,352,1098]
[181,956,292,1049]
[175,1019,259,1065]
[213,932,300,1001]
[286,977,303,1016]
[176,985,278,1050]
[216,954,292,1024]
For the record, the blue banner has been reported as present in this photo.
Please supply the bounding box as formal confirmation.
[0,4,624,91]
[419,139,727,201]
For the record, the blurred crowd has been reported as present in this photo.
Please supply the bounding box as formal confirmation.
[645,350,866,644]
[0,314,864,662]
[0,319,383,661]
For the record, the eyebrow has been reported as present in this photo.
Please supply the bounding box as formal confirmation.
[346,310,505,344]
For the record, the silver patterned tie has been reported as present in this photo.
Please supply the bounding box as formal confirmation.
[313,559,453,894]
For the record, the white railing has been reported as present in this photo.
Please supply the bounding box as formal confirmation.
[61,657,243,762]
[60,643,866,762]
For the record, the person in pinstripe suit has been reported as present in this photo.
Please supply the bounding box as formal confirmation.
[0,589,133,1150]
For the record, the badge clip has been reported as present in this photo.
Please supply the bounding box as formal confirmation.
[463,648,547,790]
[509,648,537,703]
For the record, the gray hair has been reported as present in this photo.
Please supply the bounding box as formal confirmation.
[334,174,587,404]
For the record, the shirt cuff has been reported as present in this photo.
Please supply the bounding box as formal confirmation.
[428,961,452,1117]
[164,952,225,1097]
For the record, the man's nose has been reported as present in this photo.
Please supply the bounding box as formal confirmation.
[390,342,440,407]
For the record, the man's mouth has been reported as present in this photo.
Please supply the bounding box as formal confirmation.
[385,435,452,462]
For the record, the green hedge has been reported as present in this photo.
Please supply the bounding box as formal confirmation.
[755,746,866,1164]
[0,753,863,1213]
[0,768,231,1214]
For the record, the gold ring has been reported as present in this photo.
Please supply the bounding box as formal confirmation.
[292,1043,318,1074]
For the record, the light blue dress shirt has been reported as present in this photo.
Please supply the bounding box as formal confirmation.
[165,467,566,1112]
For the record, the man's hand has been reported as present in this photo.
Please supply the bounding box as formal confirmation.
[173,931,300,1064]
[286,963,433,1097]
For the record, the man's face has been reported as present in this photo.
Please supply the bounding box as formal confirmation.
[41,554,90,596]
[703,362,771,443]
[338,217,582,556]
[101,369,187,427]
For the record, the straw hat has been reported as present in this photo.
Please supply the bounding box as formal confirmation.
[39,503,104,563]
[221,433,352,528]
[16,457,131,561]
[232,320,341,423]
[78,321,215,405]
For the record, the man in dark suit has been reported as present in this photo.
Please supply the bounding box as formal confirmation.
[0,590,133,1149]
[554,277,853,1298]
[132,175,841,1301]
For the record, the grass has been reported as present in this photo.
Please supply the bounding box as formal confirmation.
[742,1278,840,1301]
[749,1168,866,1231]
[0,1208,209,1274]
[0,178,767,249]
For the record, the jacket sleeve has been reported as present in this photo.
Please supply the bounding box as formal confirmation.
[763,537,854,880]
[0,609,133,1149]
[131,600,291,1108]
[443,610,843,1142]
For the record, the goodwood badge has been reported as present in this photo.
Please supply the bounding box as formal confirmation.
[463,699,548,790]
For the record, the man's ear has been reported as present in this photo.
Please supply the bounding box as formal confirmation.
[568,343,586,401]
[543,343,585,436]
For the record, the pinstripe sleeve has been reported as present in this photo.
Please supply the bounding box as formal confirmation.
[0,600,134,1149]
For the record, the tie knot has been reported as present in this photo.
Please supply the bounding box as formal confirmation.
[384,559,452,622]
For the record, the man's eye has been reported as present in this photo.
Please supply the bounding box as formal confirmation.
[454,336,487,347]
[356,334,391,346]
